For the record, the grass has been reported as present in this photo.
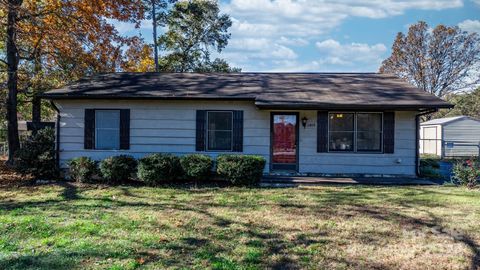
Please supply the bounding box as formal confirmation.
[0,183,479,269]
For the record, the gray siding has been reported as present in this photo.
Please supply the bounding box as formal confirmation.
[55,100,417,176]
[56,100,271,169]
[298,111,416,175]
[442,118,480,157]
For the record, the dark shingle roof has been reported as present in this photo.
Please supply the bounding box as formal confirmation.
[42,72,452,110]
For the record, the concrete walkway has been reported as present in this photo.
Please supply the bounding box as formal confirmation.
[261,175,439,187]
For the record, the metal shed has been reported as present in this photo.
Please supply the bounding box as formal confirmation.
[420,116,480,158]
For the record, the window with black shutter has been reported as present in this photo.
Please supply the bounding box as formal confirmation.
[120,109,130,150]
[84,109,95,149]
[196,110,207,151]
[383,112,395,154]
[317,111,328,153]
[196,110,243,152]
[84,109,130,150]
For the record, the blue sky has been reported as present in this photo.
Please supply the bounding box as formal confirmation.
[116,0,480,72]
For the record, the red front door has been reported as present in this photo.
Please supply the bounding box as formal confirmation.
[271,113,298,171]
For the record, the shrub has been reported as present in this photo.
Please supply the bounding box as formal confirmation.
[216,155,266,185]
[15,127,58,179]
[137,153,181,185]
[419,165,442,179]
[180,154,213,182]
[420,158,440,169]
[68,157,97,183]
[99,155,137,184]
[452,159,480,188]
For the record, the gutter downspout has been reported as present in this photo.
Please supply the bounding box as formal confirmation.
[50,101,61,169]
[415,108,438,177]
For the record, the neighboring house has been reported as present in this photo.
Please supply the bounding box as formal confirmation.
[420,116,480,158]
[42,73,452,177]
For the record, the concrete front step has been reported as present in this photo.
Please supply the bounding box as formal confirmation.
[261,175,439,186]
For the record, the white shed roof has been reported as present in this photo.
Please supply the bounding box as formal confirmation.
[421,116,478,126]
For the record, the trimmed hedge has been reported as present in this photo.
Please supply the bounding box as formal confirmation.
[137,153,182,185]
[420,158,440,169]
[99,155,137,184]
[216,155,266,185]
[68,157,97,183]
[180,154,213,182]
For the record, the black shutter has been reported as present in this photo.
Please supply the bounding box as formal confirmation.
[317,111,328,152]
[196,110,206,151]
[84,109,95,149]
[120,109,130,150]
[232,110,244,152]
[383,112,395,154]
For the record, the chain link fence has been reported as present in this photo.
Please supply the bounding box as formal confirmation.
[0,129,6,157]
[0,142,6,157]
[0,129,32,158]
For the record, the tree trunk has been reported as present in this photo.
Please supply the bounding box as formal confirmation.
[32,95,41,123]
[32,52,42,124]
[152,0,159,72]
[6,0,23,165]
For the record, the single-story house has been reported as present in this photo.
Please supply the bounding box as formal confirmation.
[42,72,452,177]
[420,116,480,158]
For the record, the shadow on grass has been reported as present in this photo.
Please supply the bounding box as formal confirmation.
[0,182,478,269]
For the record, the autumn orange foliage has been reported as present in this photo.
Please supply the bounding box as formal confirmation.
[12,0,150,75]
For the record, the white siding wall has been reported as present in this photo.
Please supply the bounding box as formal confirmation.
[56,100,417,176]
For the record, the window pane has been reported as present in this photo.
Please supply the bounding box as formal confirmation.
[96,110,120,129]
[208,131,232,150]
[96,129,120,150]
[329,113,354,131]
[207,111,233,151]
[208,112,232,130]
[357,113,382,132]
[329,131,354,151]
[357,113,382,151]
[357,132,382,151]
[95,110,120,150]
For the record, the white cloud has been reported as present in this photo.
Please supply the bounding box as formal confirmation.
[110,0,466,71]
[472,0,480,6]
[458,19,480,33]
[223,38,298,69]
[223,0,462,39]
[278,37,309,46]
[315,39,387,70]
[221,0,462,71]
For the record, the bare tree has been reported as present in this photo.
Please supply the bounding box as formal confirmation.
[380,21,480,98]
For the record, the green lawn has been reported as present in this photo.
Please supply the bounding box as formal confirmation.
[0,183,479,270]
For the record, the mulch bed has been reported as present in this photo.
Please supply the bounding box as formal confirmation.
[0,157,33,187]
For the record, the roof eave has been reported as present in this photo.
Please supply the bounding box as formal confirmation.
[41,94,257,101]
[41,94,454,111]
[254,103,454,111]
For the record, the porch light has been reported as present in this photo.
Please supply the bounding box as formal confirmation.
[301,116,308,128]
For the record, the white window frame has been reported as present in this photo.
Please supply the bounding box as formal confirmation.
[95,109,120,150]
[206,111,234,152]
[328,112,383,153]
